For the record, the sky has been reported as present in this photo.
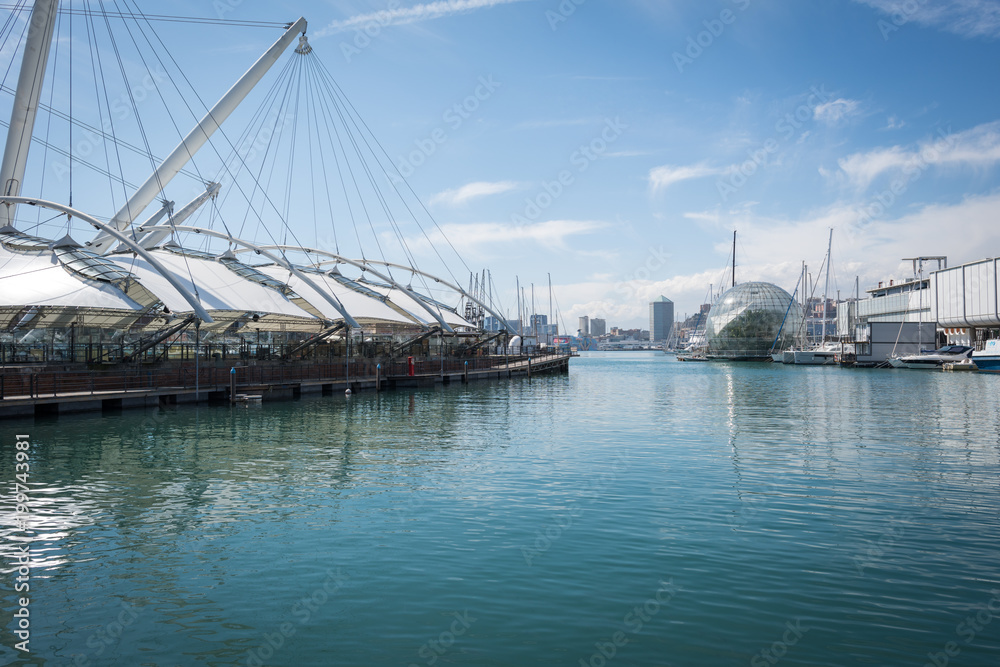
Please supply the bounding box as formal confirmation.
[5,0,1000,331]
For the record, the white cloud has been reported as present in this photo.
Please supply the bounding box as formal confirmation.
[853,0,1000,39]
[429,181,519,206]
[314,0,529,37]
[555,192,1000,329]
[649,163,724,192]
[402,219,608,256]
[813,98,862,124]
[836,120,1000,189]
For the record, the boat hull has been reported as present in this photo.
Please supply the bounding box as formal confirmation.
[972,340,1000,372]
[792,350,838,365]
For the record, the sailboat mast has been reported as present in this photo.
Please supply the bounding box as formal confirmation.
[0,0,59,227]
[732,230,736,288]
[821,227,833,342]
[548,273,553,344]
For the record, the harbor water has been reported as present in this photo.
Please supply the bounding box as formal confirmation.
[3,351,1000,666]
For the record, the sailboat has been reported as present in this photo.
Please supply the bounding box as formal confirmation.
[792,228,841,365]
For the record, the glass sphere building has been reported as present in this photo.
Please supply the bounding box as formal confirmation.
[705,282,803,360]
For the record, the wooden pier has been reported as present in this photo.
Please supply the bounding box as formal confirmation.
[0,353,572,419]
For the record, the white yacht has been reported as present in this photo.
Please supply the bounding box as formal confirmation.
[888,345,973,369]
[792,341,849,366]
[972,340,1000,373]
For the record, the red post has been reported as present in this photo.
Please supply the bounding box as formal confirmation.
[407,356,415,377]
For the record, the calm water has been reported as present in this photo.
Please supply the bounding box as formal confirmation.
[3,352,1000,666]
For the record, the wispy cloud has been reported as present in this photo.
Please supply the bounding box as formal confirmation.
[836,120,1000,189]
[853,0,1000,38]
[315,0,529,37]
[649,163,725,192]
[814,98,862,124]
[429,181,519,206]
[407,219,607,254]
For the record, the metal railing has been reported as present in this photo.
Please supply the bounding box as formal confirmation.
[0,351,568,400]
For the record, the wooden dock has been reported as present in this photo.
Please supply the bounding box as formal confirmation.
[0,354,572,419]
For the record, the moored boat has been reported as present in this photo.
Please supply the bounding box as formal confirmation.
[888,345,973,369]
[972,339,1000,372]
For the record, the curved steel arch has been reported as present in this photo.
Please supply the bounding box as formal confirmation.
[231,244,457,333]
[315,257,515,335]
[0,196,214,323]
[138,225,361,329]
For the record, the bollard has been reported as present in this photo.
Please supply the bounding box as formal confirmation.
[230,366,236,404]
[407,356,415,377]
[376,363,381,392]
[464,360,468,384]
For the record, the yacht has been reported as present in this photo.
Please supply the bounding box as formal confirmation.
[888,345,973,369]
[792,341,844,365]
[972,340,1000,372]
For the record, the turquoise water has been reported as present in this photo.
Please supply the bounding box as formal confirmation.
[3,351,1000,666]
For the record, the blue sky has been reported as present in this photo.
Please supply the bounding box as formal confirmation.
[7,0,1000,330]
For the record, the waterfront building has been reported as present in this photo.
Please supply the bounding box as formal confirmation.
[578,316,589,336]
[838,255,1000,352]
[649,296,673,342]
[590,318,607,337]
[0,4,520,369]
[705,282,802,360]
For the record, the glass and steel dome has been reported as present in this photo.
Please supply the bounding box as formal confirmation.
[705,282,803,360]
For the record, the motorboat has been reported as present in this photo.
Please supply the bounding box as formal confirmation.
[792,341,852,365]
[887,345,973,369]
[793,347,837,365]
[972,339,1000,372]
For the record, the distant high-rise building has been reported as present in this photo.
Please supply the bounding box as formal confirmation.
[578,316,589,336]
[590,318,607,337]
[649,296,674,342]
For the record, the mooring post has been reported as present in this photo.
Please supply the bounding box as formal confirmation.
[376,363,381,392]
[230,366,236,404]
[464,360,468,384]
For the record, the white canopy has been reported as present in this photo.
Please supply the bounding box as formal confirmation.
[0,245,141,311]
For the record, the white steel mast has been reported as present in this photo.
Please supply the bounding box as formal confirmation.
[0,0,58,227]
[88,17,309,254]
[821,227,833,342]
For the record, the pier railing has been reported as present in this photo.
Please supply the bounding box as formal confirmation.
[0,351,567,400]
